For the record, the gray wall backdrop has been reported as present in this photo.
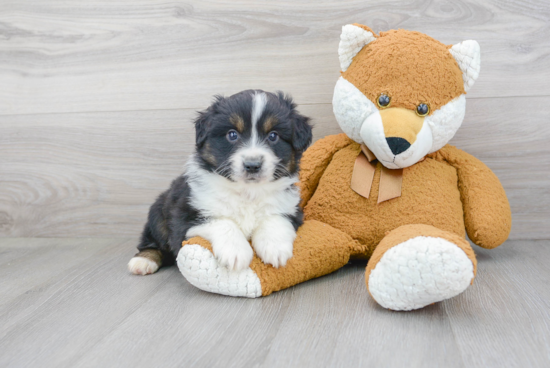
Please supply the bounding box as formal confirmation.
[1,0,548,239]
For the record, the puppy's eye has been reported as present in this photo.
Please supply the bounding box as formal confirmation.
[267,131,279,143]
[377,94,391,108]
[227,130,239,142]
[416,103,430,116]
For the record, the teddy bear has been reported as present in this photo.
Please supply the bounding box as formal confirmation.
[176,24,512,311]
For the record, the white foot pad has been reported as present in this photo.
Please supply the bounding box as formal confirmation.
[368,236,474,311]
[128,256,159,275]
[177,244,262,298]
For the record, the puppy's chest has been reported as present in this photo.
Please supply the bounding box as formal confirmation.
[193,184,299,238]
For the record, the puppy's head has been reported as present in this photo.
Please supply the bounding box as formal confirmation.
[194,90,312,183]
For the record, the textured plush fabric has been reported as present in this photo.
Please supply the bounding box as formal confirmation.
[181,220,358,297]
[251,220,358,296]
[430,145,512,248]
[338,24,377,72]
[297,133,354,206]
[449,40,481,92]
[302,134,510,250]
[303,134,466,255]
[365,224,477,288]
[178,239,262,298]
[342,29,465,113]
[365,224,476,310]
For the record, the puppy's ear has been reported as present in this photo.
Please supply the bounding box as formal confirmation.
[292,112,313,152]
[194,95,224,148]
[277,91,313,152]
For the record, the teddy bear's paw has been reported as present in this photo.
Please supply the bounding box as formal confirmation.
[368,236,474,311]
[176,243,262,298]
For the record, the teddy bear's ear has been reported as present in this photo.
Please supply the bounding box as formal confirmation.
[449,40,481,92]
[338,24,377,72]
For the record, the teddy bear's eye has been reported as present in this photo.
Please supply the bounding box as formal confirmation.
[377,94,391,108]
[416,103,429,116]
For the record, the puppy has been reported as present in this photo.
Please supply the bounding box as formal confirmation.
[128,90,313,275]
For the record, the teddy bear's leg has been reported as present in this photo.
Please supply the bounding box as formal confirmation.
[177,220,361,297]
[365,224,477,311]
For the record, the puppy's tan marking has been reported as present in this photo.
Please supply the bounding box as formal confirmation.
[128,249,163,275]
[230,114,245,133]
[202,142,218,166]
[263,115,278,134]
[287,150,296,173]
[135,249,163,265]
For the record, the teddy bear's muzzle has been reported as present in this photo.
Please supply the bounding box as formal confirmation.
[361,106,433,169]
[386,137,411,155]
[379,107,424,147]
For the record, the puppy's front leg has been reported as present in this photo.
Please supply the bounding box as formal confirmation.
[187,219,253,271]
[252,216,296,268]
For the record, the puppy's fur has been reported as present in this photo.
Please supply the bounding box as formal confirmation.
[128,90,312,275]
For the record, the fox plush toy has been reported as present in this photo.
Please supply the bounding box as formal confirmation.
[177,24,512,311]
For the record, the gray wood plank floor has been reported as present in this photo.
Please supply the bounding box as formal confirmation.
[0,238,549,368]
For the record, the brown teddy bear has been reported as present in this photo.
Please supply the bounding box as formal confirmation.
[177,24,512,311]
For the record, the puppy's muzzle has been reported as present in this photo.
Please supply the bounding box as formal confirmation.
[243,158,263,174]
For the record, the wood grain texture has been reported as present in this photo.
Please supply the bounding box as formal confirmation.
[1,97,547,238]
[1,2,548,367]
[0,238,548,367]
[0,0,549,115]
[0,0,548,238]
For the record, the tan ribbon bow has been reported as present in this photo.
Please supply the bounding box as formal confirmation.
[350,145,403,204]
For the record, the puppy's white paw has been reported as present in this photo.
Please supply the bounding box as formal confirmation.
[252,216,296,268]
[128,256,159,275]
[212,237,253,272]
[253,238,293,268]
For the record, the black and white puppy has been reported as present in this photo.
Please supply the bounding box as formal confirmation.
[128,90,313,275]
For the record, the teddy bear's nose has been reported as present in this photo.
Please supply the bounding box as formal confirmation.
[386,137,411,155]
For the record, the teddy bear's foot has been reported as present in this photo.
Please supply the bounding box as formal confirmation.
[178,220,357,297]
[177,241,263,298]
[366,224,477,311]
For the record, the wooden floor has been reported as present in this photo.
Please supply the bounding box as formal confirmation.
[0,238,549,367]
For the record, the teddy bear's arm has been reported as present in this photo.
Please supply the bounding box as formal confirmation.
[298,133,353,206]
[437,145,512,249]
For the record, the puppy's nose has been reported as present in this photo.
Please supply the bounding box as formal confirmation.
[243,160,262,173]
[386,137,411,155]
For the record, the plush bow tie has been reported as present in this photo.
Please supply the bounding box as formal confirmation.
[350,144,403,204]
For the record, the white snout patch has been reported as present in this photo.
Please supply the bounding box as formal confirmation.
[360,112,433,169]
[230,145,279,183]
